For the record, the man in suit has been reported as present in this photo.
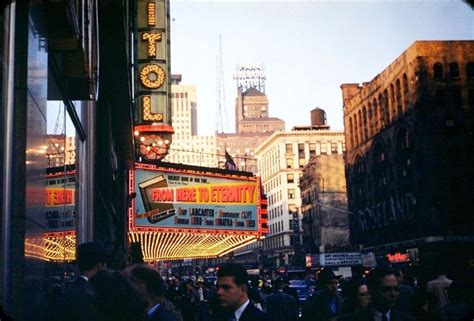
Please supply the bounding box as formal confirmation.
[52,241,108,321]
[302,268,345,321]
[266,277,298,321]
[130,265,182,321]
[338,267,415,321]
[215,263,271,321]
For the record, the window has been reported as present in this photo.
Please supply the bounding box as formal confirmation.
[286,157,294,169]
[435,90,447,107]
[288,189,295,199]
[450,62,460,79]
[288,204,296,213]
[467,62,474,79]
[286,143,293,154]
[452,88,462,108]
[469,90,474,109]
[320,142,327,155]
[287,173,294,184]
[331,142,338,154]
[309,143,316,157]
[298,158,305,168]
[434,62,444,79]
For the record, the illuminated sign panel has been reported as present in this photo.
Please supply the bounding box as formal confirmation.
[134,0,173,160]
[128,163,267,261]
[132,166,260,232]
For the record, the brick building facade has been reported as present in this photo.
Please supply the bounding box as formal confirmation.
[341,41,474,275]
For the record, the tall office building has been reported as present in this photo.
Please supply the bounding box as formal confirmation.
[233,121,346,269]
[217,65,284,173]
[166,75,218,167]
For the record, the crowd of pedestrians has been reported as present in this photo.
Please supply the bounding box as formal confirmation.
[3,241,472,321]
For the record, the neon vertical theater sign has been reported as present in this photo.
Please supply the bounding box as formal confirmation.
[134,0,173,160]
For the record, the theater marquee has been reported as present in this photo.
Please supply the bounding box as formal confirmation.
[128,163,268,260]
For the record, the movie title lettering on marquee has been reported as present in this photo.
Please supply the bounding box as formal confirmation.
[149,185,257,204]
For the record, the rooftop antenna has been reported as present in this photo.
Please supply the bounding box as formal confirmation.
[215,35,228,133]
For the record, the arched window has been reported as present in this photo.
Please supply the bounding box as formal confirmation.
[450,62,460,79]
[362,106,368,140]
[349,117,354,149]
[367,102,373,136]
[402,74,410,110]
[358,109,363,143]
[467,62,474,79]
[372,98,379,131]
[354,155,365,198]
[383,89,390,124]
[354,113,359,146]
[378,94,385,129]
[395,127,412,183]
[434,62,443,79]
[373,142,387,193]
[387,84,395,122]
[389,84,395,121]
[395,79,402,114]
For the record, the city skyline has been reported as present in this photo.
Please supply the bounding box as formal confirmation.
[170,0,473,135]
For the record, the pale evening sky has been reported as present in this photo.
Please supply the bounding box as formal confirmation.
[170,0,473,135]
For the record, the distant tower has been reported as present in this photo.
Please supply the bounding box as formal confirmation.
[215,35,228,133]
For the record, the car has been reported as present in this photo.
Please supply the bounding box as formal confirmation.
[205,275,217,285]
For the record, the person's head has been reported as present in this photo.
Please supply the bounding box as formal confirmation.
[216,263,249,310]
[356,284,371,309]
[129,265,166,305]
[273,277,285,291]
[197,276,205,288]
[76,241,108,276]
[367,267,400,312]
[90,270,147,321]
[318,268,340,296]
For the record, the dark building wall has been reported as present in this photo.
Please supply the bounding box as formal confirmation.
[300,154,349,253]
[341,41,474,247]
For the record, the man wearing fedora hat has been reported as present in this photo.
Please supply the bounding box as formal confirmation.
[302,268,345,321]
